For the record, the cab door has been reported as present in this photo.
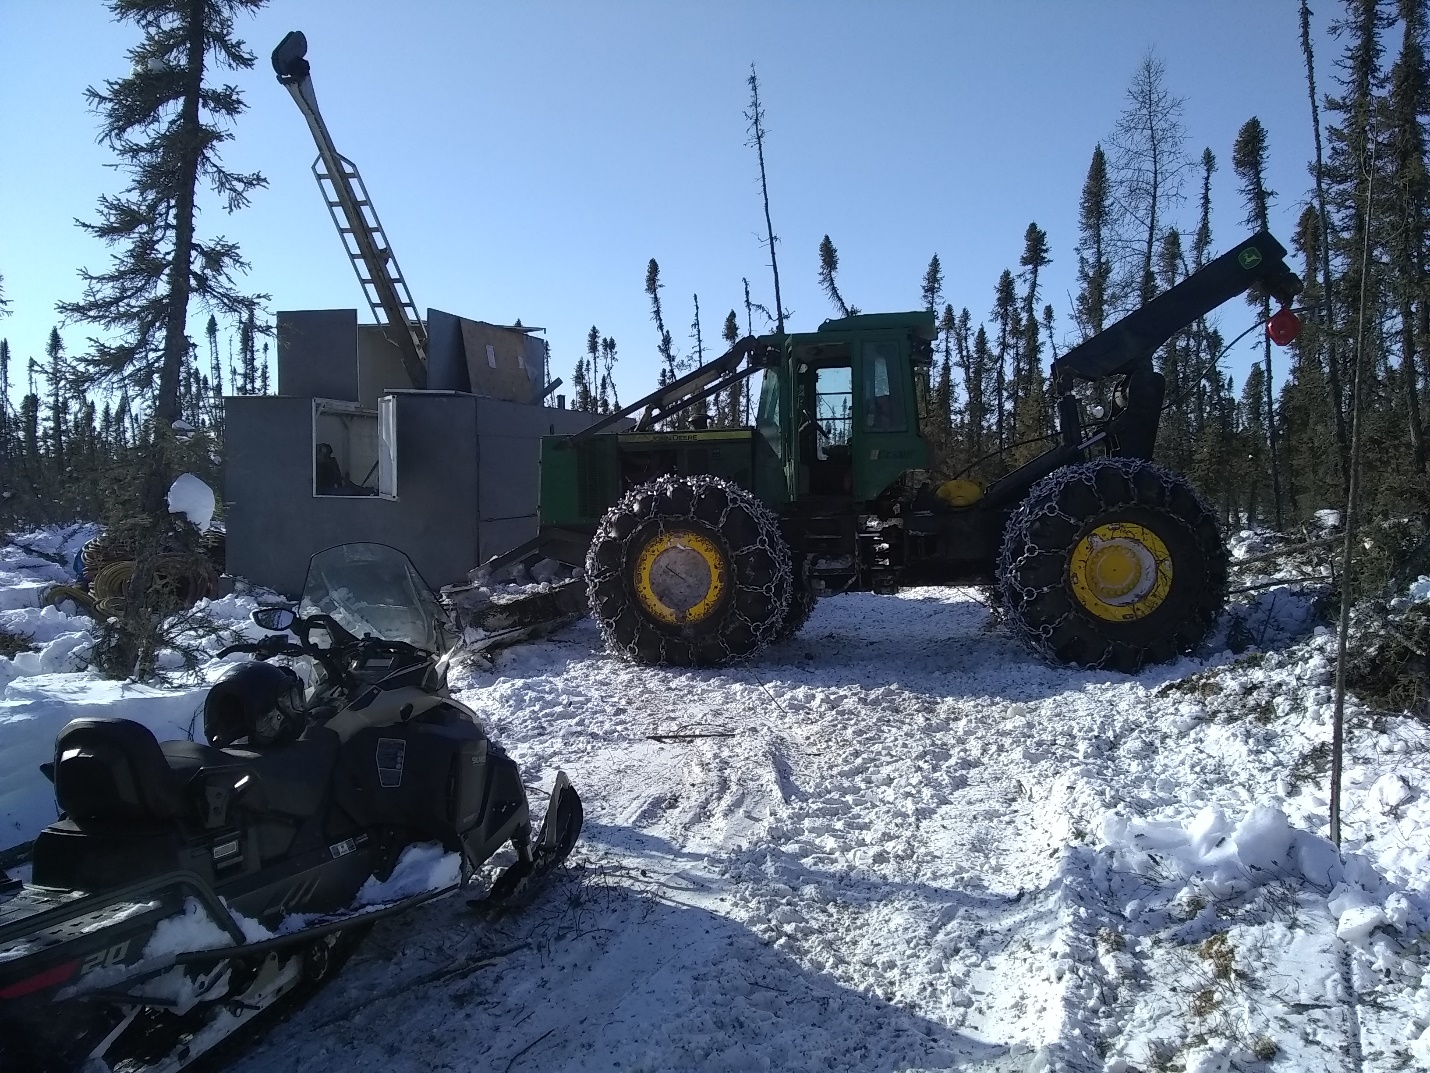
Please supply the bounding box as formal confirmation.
[852,335,928,503]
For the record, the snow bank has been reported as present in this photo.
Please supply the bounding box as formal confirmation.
[1102,802,1345,893]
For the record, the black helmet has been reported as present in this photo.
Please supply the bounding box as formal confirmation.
[204,661,306,749]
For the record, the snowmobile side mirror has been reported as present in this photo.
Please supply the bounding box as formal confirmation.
[251,606,297,633]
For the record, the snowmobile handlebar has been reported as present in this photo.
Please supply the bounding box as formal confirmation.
[217,637,305,660]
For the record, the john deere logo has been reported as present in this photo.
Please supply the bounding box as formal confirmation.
[1239,247,1262,269]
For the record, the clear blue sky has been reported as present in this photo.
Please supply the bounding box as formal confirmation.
[0,1,1337,402]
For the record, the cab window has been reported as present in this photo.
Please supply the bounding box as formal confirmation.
[814,366,852,456]
[861,342,905,432]
[756,368,783,456]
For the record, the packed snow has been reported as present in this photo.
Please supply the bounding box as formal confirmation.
[167,472,216,532]
[2,528,1429,1071]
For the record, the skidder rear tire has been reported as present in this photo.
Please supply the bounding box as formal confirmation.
[997,458,1228,673]
[585,475,792,666]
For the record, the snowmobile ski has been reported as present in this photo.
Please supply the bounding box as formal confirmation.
[473,771,584,913]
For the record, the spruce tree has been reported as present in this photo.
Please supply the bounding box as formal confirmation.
[645,260,677,415]
[935,303,956,467]
[1154,230,1192,475]
[1387,0,1429,473]
[1013,225,1051,462]
[688,297,708,422]
[1232,116,1287,526]
[45,328,67,491]
[817,236,852,318]
[0,339,11,508]
[238,309,256,394]
[966,323,994,478]
[600,336,619,411]
[56,0,266,677]
[204,313,223,422]
[1074,146,1115,338]
[722,310,741,426]
[576,326,598,412]
[1300,0,1351,480]
[991,270,1020,453]
[1240,363,1270,524]
[921,255,944,315]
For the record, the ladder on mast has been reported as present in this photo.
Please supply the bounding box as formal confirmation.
[272,31,428,389]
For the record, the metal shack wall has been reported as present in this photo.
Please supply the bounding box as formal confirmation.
[226,393,479,596]
[225,393,602,596]
[434,393,597,562]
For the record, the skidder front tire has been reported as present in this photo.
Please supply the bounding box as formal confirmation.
[997,458,1228,673]
[585,475,793,666]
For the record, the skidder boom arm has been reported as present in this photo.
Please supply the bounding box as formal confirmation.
[569,335,781,443]
[1049,230,1301,459]
[1052,231,1301,384]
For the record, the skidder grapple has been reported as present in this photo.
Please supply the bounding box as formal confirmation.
[480,233,1302,672]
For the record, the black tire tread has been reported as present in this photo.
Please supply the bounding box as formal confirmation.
[996,458,1228,673]
[585,475,793,667]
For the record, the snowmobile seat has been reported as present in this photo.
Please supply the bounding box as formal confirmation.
[161,728,338,820]
[52,718,187,822]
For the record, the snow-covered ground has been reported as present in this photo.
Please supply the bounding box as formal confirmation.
[3,529,1429,1071]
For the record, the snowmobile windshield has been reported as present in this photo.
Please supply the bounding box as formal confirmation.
[299,543,451,655]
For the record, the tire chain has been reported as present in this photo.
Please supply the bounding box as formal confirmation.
[585,474,793,666]
[996,457,1227,671]
[773,557,817,643]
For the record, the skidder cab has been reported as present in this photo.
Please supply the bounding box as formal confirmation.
[480,231,1301,673]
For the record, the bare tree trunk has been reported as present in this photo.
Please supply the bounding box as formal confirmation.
[1301,0,1351,488]
[1404,301,1428,471]
[747,67,784,334]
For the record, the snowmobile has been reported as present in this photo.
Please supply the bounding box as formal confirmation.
[0,542,582,1073]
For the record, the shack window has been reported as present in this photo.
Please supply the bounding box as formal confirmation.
[861,341,906,432]
[313,398,380,498]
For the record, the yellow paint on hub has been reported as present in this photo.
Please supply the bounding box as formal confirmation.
[1069,522,1172,621]
[633,529,728,626]
[935,479,984,507]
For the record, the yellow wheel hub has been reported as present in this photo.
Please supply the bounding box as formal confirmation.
[633,529,728,626]
[1069,522,1172,622]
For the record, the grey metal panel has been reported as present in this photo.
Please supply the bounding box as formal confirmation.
[425,308,471,393]
[477,435,541,521]
[390,392,481,587]
[472,398,605,525]
[521,334,548,394]
[277,309,358,402]
[471,396,600,438]
[356,325,415,408]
